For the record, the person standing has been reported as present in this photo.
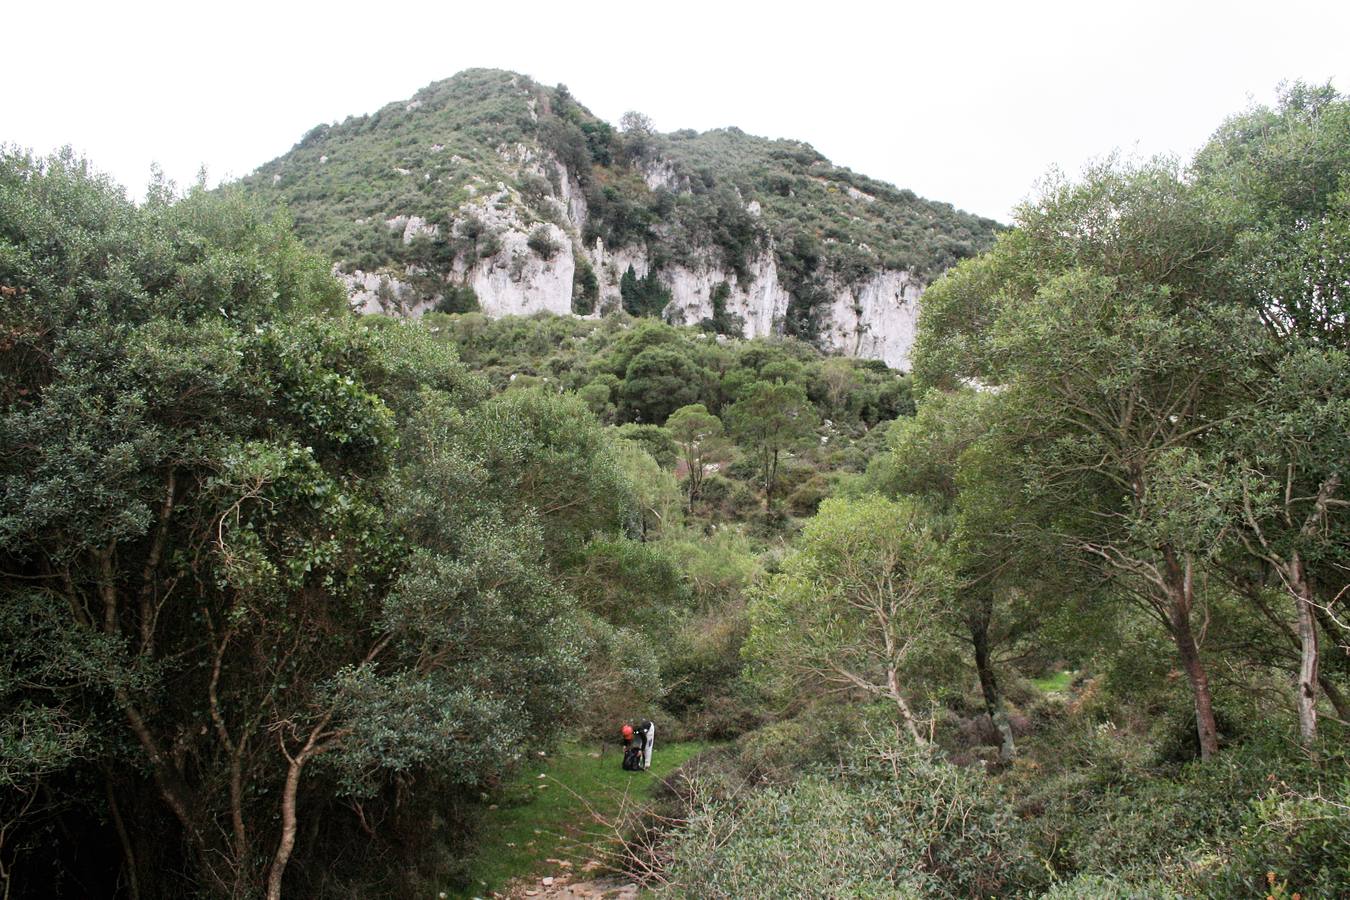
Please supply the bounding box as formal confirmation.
[634,720,654,769]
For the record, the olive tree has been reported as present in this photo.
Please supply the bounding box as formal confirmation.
[746,496,953,743]
[868,390,1041,760]
[1192,84,1350,745]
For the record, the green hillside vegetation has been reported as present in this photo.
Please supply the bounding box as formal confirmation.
[236,69,1002,340]
[3,82,1350,900]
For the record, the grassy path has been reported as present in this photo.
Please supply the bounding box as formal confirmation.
[1030,669,1075,693]
[451,740,707,898]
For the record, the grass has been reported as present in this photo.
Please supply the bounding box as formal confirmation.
[450,739,708,898]
[1031,670,1075,693]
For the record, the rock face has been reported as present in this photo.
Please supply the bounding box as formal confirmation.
[339,267,436,317]
[337,155,928,370]
[348,197,927,369]
[465,224,575,317]
[246,71,1003,372]
[656,255,919,368]
[823,270,924,368]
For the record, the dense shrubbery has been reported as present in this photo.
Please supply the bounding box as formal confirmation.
[663,728,1042,898]
[0,151,689,899]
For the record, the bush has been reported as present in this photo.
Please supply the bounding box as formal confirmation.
[619,265,672,318]
[659,608,760,740]
[1205,757,1350,898]
[614,423,678,469]
[572,255,599,314]
[527,224,560,259]
[435,283,479,314]
[1040,873,1181,899]
[665,730,1047,898]
[786,472,831,516]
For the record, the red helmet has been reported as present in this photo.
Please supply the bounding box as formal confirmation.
[621,724,634,740]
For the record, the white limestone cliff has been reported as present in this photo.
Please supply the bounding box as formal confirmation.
[338,267,437,317]
[659,252,790,340]
[466,225,575,317]
[820,271,923,369]
[335,157,926,370]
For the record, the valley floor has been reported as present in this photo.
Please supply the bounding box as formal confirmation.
[452,741,708,899]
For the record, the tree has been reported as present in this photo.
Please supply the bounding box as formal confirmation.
[619,345,709,424]
[1207,353,1350,743]
[915,160,1259,759]
[665,404,726,506]
[0,151,601,897]
[619,265,672,318]
[435,282,479,314]
[745,496,953,742]
[615,422,678,469]
[816,357,859,417]
[610,439,682,539]
[1192,84,1350,745]
[868,390,1037,760]
[620,110,654,136]
[725,380,818,508]
[620,111,656,161]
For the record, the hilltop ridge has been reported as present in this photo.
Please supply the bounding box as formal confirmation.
[238,68,1001,367]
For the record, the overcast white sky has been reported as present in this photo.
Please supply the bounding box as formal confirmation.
[6,0,1347,222]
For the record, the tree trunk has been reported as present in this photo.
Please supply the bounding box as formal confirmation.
[886,666,926,745]
[970,602,1016,761]
[1290,554,1320,746]
[265,754,305,900]
[105,777,141,900]
[1164,551,1220,759]
[764,448,778,510]
[1319,675,1350,724]
[1169,594,1220,759]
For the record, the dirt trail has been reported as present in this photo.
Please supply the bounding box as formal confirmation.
[496,859,638,899]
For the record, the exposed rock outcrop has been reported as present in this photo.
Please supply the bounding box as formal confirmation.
[347,202,924,368]
[338,267,436,317]
[821,270,923,368]
[466,225,575,317]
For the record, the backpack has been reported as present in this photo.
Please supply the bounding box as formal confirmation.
[622,744,643,771]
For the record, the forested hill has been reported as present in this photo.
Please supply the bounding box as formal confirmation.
[236,68,1001,367]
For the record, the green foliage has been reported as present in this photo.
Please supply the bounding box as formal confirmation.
[1225,774,1350,897]
[614,422,677,469]
[0,150,623,897]
[412,388,637,561]
[571,254,599,314]
[699,281,744,336]
[610,439,682,539]
[667,732,1044,898]
[526,223,560,259]
[746,496,953,733]
[618,264,672,318]
[565,537,688,631]
[20,82,1349,900]
[665,403,726,503]
[619,345,712,424]
[725,380,818,505]
[435,282,480,314]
